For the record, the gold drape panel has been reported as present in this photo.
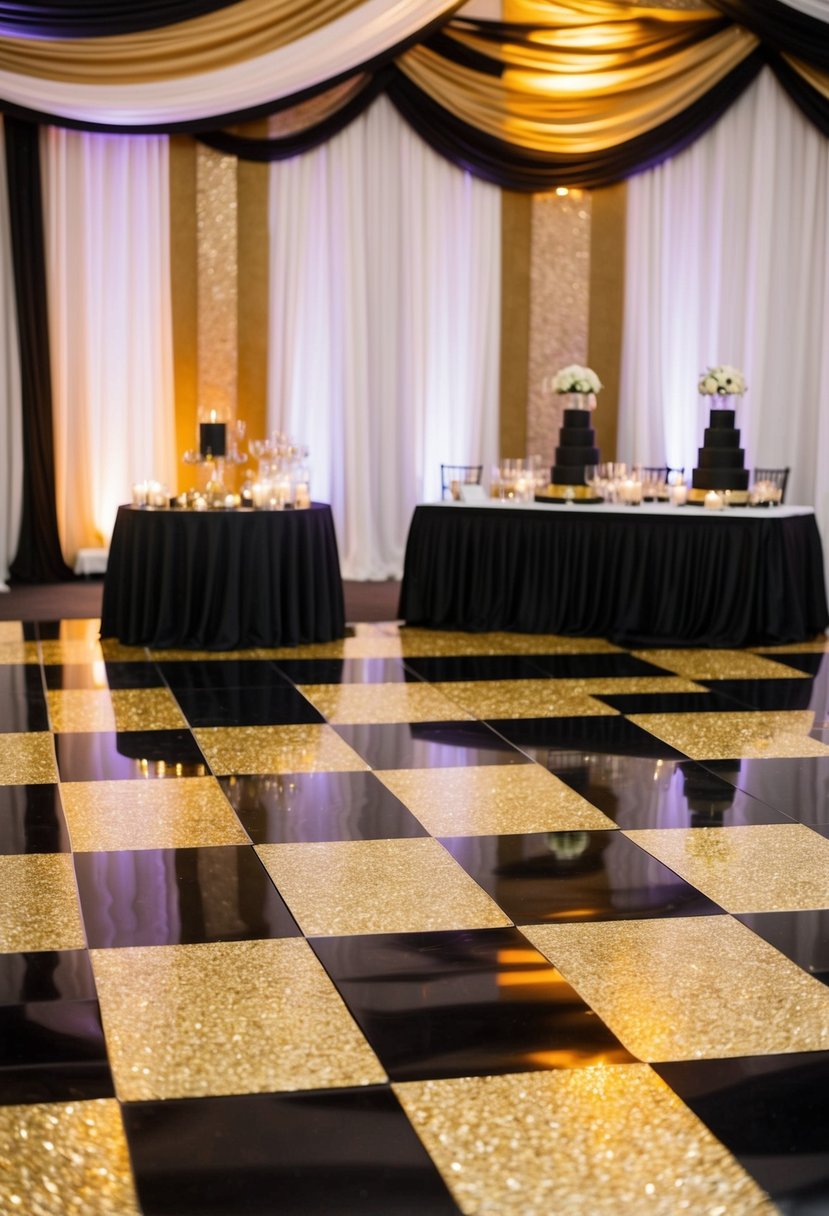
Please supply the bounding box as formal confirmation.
[0,0,364,83]
[785,54,829,103]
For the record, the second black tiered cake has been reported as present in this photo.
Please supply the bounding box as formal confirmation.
[538,407,601,502]
[689,406,749,505]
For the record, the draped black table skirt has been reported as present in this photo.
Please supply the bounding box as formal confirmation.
[101,504,346,649]
[398,503,829,647]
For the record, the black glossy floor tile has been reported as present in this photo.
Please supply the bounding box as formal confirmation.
[74,845,300,947]
[158,660,288,692]
[701,678,819,714]
[311,927,635,1081]
[441,830,721,924]
[275,658,417,684]
[0,684,48,731]
[0,999,114,1105]
[333,722,533,769]
[699,757,829,826]
[402,655,555,682]
[0,663,45,699]
[54,730,208,781]
[523,653,674,678]
[173,685,324,727]
[0,950,97,1005]
[655,1053,829,1213]
[0,784,71,852]
[593,690,743,714]
[218,771,427,842]
[43,661,165,690]
[736,910,829,986]
[490,715,687,761]
[123,1087,461,1216]
[550,756,793,829]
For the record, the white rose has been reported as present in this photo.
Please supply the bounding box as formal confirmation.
[703,376,717,393]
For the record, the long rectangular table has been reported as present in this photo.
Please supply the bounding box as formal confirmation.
[101,503,346,650]
[398,501,829,646]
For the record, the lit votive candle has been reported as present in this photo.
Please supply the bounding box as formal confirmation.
[294,482,310,509]
[251,482,267,509]
[704,490,723,510]
[670,483,688,506]
[132,481,148,507]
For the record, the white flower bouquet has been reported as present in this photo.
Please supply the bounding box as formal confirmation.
[552,364,603,394]
[698,365,747,396]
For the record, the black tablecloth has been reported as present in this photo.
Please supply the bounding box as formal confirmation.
[399,504,829,646]
[101,504,345,649]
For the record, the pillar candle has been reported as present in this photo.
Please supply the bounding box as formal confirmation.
[199,422,226,458]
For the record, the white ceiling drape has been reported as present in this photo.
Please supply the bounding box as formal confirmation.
[41,127,177,562]
[0,0,457,127]
[619,66,829,555]
[267,94,500,580]
[0,120,22,589]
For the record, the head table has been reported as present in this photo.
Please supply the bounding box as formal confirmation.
[398,500,829,647]
[100,503,345,650]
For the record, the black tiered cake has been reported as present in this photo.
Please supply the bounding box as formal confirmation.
[689,406,749,505]
[538,407,601,502]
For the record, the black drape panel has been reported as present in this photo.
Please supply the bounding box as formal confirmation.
[769,52,829,138]
[4,116,74,584]
[0,0,236,37]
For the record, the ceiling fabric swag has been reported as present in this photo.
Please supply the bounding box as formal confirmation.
[0,0,460,127]
[397,23,759,154]
[706,0,829,71]
[385,45,765,189]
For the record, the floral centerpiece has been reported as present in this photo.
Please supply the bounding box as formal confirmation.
[552,364,603,395]
[698,365,747,396]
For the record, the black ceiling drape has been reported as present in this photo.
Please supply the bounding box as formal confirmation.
[707,0,829,71]
[0,0,235,38]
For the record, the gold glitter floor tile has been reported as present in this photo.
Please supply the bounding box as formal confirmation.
[754,638,829,653]
[0,732,58,784]
[300,682,471,724]
[39,639,105,665]
[550,676,704,695]
[0,640,39,664]
[194,724,369,775]
[631,648,808,680]
[0,854,85,951]
[394,1066,774,1216]
[396,630,622,657]
[375,766,614,836]
[60,777,248,851]
[0,1099,140,1215]
[626,824,829,913]
[256,838,511,936]
[91,938,385,1101]
[99,639,150,661]
[46,688,186,733]
[524,917,829,1061]
[628,710,829,759]
[433,680,618,719]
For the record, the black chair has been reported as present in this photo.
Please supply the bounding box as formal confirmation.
[441,464,483,500]
[753,467,790,503]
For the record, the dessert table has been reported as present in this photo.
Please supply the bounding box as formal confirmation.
[101,504,345,650]
[398,501,829,646]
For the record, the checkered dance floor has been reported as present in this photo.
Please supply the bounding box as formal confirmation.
[2,617,829,1213]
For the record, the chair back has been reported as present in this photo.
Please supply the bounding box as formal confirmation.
[753,467,790,503]
[441,464,483,500]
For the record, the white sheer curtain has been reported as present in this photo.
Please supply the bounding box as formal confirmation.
[267,94,501,581]
[41,128,176,563]
[0,121,22,589]
[619,68,829,553]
